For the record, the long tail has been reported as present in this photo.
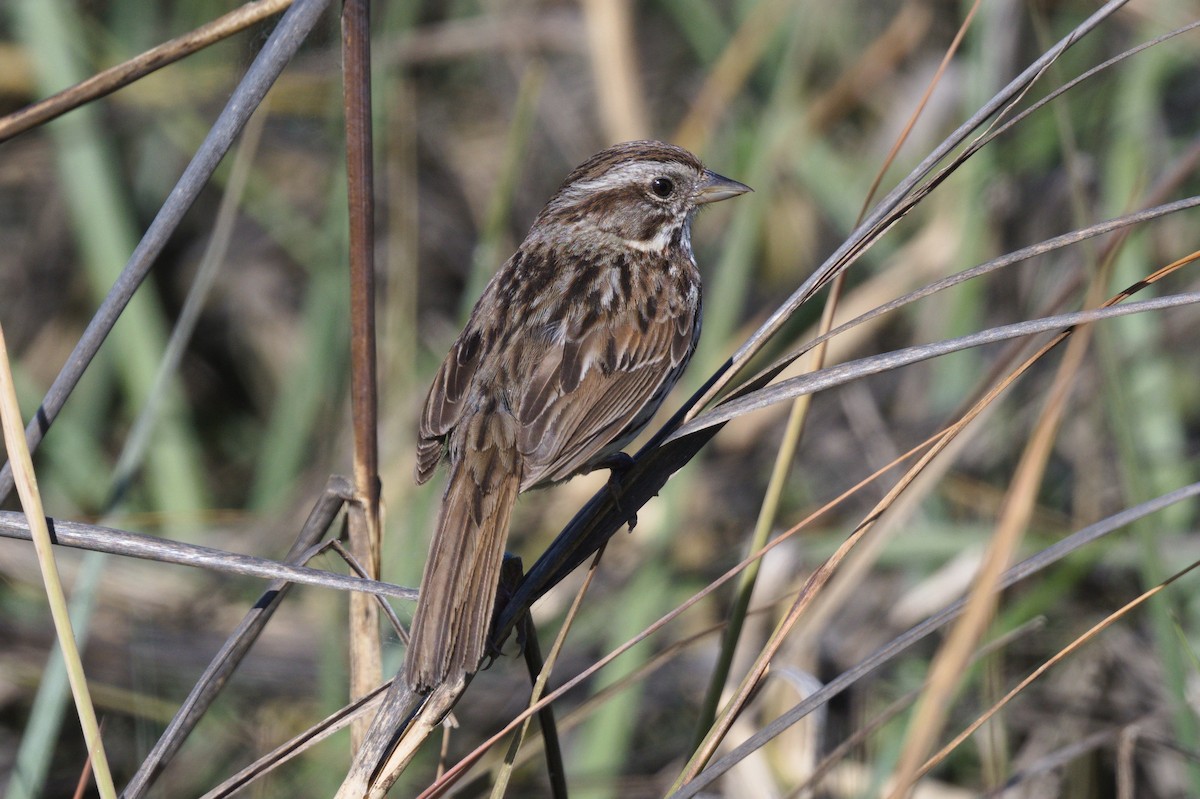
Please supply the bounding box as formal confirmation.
[404,414,521,693]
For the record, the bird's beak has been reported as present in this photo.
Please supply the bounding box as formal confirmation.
[695,170,752,204]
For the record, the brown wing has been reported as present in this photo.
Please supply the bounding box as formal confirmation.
[515,297,698,490]
[415,322,486,484]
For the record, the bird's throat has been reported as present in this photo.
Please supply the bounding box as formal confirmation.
[620,219,687,254]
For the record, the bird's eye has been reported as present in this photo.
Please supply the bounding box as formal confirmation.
[650,177,675,198]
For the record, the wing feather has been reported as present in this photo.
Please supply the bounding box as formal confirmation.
[416,324,486,483]
[516,297,696,489]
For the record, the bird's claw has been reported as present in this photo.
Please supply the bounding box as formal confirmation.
[595,452,638,530]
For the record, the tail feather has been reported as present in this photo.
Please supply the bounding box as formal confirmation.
[404,413,521,692]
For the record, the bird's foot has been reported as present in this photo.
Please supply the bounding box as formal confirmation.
[594,452,637,530]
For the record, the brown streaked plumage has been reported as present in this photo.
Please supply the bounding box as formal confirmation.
[405,140,750,692]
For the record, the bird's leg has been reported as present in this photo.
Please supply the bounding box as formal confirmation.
[593,452,638,530]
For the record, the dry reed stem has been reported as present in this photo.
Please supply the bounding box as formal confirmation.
[341,0,384,751]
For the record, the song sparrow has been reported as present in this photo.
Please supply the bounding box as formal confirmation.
[405,140,750,692]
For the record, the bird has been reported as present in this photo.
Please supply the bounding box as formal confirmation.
[404,140,750,692]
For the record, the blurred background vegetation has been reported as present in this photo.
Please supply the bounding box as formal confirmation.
[1,0,1198,796]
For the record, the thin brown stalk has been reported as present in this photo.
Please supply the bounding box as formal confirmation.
[1117,724,1143,799]
[0,0,293,142]
[342,0,383,752]
[331,540,409,639]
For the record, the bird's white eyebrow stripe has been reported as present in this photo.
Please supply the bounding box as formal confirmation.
[570,160,679,193]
